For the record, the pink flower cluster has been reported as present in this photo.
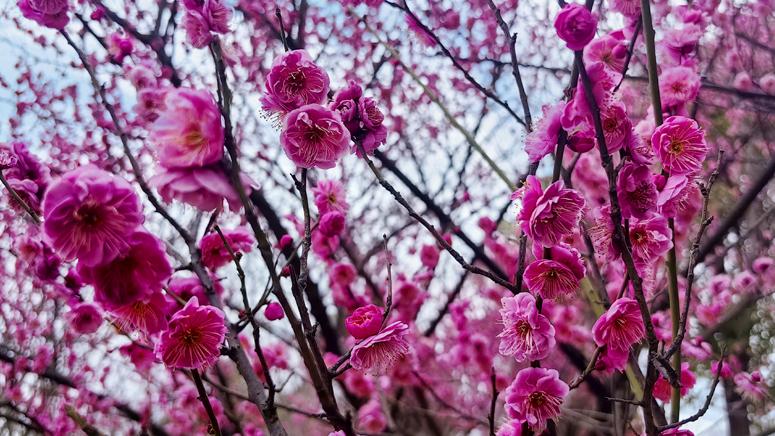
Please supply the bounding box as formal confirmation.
[182,0,231,48]
[345,305,410,375]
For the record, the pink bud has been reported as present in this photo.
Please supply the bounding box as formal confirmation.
[264,302,284,321]
[345,304,383,340]
[278,234,293,250]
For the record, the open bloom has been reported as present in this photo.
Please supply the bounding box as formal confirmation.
[281,104,350,169]
[313,179,349,214]
[654,362,696,402]
[111,291,169,335]
[261,50,329,113]
[18,0,69,29]
[199,227,254,270]
[651,116,707,175]
[659,67,700,110]
[592,297,645,351]
[516,176,585,248]
[617,162,658,219]
[350,321,410,375]
[525,102,564,163]
[67,303,102,334]
[77,230,172,311]
[524,245,586,299]
[42,166,143,266]
[151,165,251,212]
[498,293,556,362]
[346,304,384,339]
[554,3,597,51]
[156,297,227,369]
[505,367,568,432]
[629,213,673,270]
[150,89,224,169]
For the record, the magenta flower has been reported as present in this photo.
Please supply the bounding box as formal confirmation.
[497,293,556,362]
[350,321,410,375]
[111,291,169,334]
[18,0,69,29]
[628,213,673,270]
[617,162,658,219]
[504,367,568,432]
[42,166,143,266]
[524,245,586,300]
[77,230,172,311]
[659,67,700,110]
[182,0,231,47]
[525,102,564,163]
[592,297,644,351]
[280,104,350,169]
[155,297,227,369]
[584,34,627,75]
[261,50,330,114]
[329,80,388,156]
[67,303,103,334]
[345,304,384,340]
[319,210,345,237]
[199,227,254,270]
[264,302,284,321]
[554,3,598,51]
[651,116,707,176]
[150,89,224,169]
[516,176,585,248]
[151,165,251,212]
[313,179,349,214]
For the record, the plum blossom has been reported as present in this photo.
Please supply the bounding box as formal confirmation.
[652,116,707,175]
[592,297,645,351]
[497,293,556,362]
[516,176,585,248]
[199,227,254,270]
[524,244,586,299]
[504,367,568,432]
[156,297,227,369]
[151,165,252,212]
[281,104,350,169]
[42,166,143,266]
[350,321,410,375]
[150,89,224,169]
[261,50,330,113]
[345,304,384,339]
[617,162,658,219]
[554,3,598,51]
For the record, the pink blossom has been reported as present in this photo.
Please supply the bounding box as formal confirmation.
[319,210,346,237]
[592,297,645,351]
[18,0,69,29]
[42,166,143,266]
[168,275,223,307]
[151,165,250,212]
[525,102,564,163]
[107,33,133,63]
[183,12,214,48]
[654,362,696,402]
[345,304,384,339]
[261,50,330,113]
[660,26,702,65]
[199,227,254,270]
[734,371,768,402]
[651,116,708,175]
[659,67,701,110]
[628,213,673,270]
[504,367,568,432]
[761,73,775,95]
[554,3,598,51]
[264,302,284,321]
[77,230,172,311]
[610,0,640,17]
[497,293,556,362]
[280,104,350,169]
[524,244,586,299]
[496,420,524,436]
[330,262,357,287]
[67,303,102,334]
[358,398,387,433]
[120,343,156,372]
[617,162,658,219]
[584,34,628,75]
[600,102,632,153]
[516,176,585,248]
[155,297,227,369]
[329,79,388,155]
[111,291,169,334]
[350,321,410,375]
[313,179,349,214]
[419,244,440,269]
[150,89,224,169]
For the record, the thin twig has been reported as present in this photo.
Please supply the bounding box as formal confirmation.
[190,369,223,436]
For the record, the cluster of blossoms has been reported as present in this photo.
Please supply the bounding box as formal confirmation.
[262,49,388,169]
[4,0,775,434]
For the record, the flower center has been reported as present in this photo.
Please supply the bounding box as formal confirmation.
[74,203,103,227]
[285,71,306,94]
[181,329,201,345]
[516,319,532,336]
[528,391,547,406]
[669,139,686,154]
